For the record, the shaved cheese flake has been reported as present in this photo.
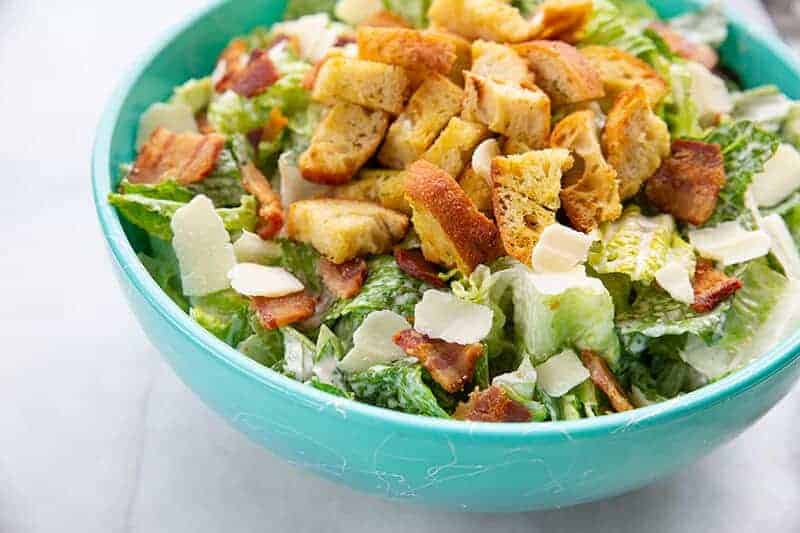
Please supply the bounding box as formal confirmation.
[750,143,800,207]
[532,223,595,273]
[273,14,341,63]
[136,102,198,149]
[762,214,800,280]
[689,222,771,266]
[233,231,281,264]
[335,0,383,26]
[535,349,590,398]
[338,311,411,373]
[171,195,236,297]
[279,152,332,207]
[472,138,501,184]
[687,61,733,123]
[655,261,695,304]
[493,357,538,400]
[413,290,493,344]
[526,266,606,296]
[228,263,304,297]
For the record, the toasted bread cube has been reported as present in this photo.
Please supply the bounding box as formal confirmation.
[551,110,621,232]
[581,46,669,108]
[357,27,461,77]
[514,41,604,106]
[602,86,671,200]
[332,169,411,214]
[421,117,490,178]
[378,75,464,169]
[405,160,502,274]
[491,149,573,264]
[287,199,409,264]
[359,10,413,29]
[471,40,532,85]
[462,73,551,149]
[428,0,534,43]
[459,167,494,216]
[529,0,594,43]
[299,102,390,185]
[312,56,411,114]
[430,30,472,86]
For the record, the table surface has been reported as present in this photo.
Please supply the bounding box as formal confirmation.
[1,1,798,532]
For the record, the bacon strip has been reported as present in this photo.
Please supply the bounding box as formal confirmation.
[454,386,531,423]
[241,162,284,239]
[648,22,718,70]
[394,248,445,287]
[645,140,726,226]
[195,112,215,134]
[691,258,743,313]
[252,292,317,329]
[319,258,368,299]
[214,38,250,93]
[579,350,634,413]
[231,49,280,98]
[393,329,484,393]
[129,127,225,185]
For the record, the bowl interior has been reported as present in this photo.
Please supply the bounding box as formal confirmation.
[93,0,800,437]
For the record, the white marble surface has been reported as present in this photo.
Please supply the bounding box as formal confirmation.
[0,1,797,532]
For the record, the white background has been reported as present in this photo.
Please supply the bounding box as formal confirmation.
[0,1,797,532]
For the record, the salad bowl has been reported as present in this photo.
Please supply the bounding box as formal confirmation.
[93,0,800,511]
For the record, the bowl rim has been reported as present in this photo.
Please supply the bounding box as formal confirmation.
[93,0,800,440]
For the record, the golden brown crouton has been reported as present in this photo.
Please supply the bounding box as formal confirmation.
[287,199,409,264]
[459,167,494,216]
[428,0,534,43]
[405,160,502,274]
[551,110,622,232]
[462,73,551,149]
[529,0,594,43]
[602,85,671,200]
[298,102,390,185]
[491,149,573,264]
[359,10,413,29]
[378,75,464,169]
[421,117,490,178]
[514,40,604,106]
[471,40,532,86]
[312,56,411,114]
[581,46,669,109]
[428,30,473,86]
[357,27,460,77]
[331,168,411,214]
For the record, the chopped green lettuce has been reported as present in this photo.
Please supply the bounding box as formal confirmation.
[782,103,800,148]
[580,0,661,61]
[238,327,285,369]
[119,179,194,202]
[511,0,543,17]
[170,77,213,113]
[662,61,703,139]
[138,237,189,312]
[609,0,657,22]
[284,0,337,19]
[312,325,347,389]
[382,0,431,27]
[732,86,793,133]
[667,1,728,48]
[282,326,317,381]
[187,149,246,207]
[348,363,449,418]
[190,289,252,347]
[271,239,322,294]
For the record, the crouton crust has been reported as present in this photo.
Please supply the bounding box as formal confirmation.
[312,56,411,114]
[357,27,460,76]
[359,10,413,29]
[529,0,594,43]
[602,85,671,200]
[331,168,410,214]
[459,166,494,216]
[299,103,390,185]
[421,117,490,178]
[405,160,502,274]
[581,45,669,108]
[514,40,604,106]
[471,40,532,86]
[428,0,535,43]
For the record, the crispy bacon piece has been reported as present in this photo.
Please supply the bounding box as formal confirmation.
[231,49,280,97]
[214,38,250,93]
[359,10,413,29]
[195,112,214,134]
[579,350,634,413]
[645,140,726,226]
[394,248,445,287]
[691,258,743,313]
[252,292,317,329]
[454,386,531,423]
[319,257,368,299]
[241,161,284,239]
[129,127,225,185]
[393,329,484,393]
[648,22,718,70]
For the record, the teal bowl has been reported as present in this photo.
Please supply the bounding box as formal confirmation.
[92,0,800,512]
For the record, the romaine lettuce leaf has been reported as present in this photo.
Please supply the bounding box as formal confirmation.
[382,0,431,27]
[119,179,194,202]
[138,237,189,312]
[661,61,704,139]
[667,1,728,48]
[282,326,316,381]
[190,289,252,347]
[782,103,800,148]
[312,325,346,389]
[732,86,793,133]
[580,0,661,61]
[347,362,449,418]
[170,77,213,113]
[609,0,657,22]
[186,148,246,207]
[238,324,285,369]
[270,239,322,294]
[511,0,543,17]
[284,0,337,20]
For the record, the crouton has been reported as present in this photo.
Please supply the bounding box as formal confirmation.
[287,199,409,264]
[428,0,534,43]
[581,46,669,108]
[359,9,412,29]
[405,160,502,274]
[430,30,473,86]
[648,22,718,70]
[514,41,604,106]
[459,167,494,216]
[378,75,464,169]
[312,56,411,114]
[551,110,622,232]
[645,140,726,226]
[357,27,461,77]
[602,85,671,200]
[298,102,390,185]
[529,0,594,43]
[331,168,411,214]
[471,40,532,86]
[462,73,551,149]
[491,149,573,264]
[421,117,490,178]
